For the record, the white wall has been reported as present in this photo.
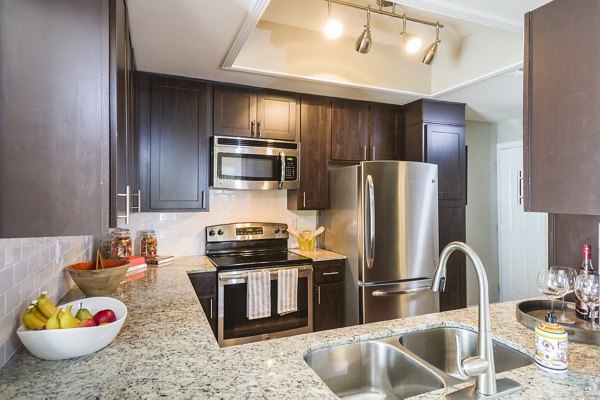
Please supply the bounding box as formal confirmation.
[497,118,523,143]
[465,121,499,305]
[123,190,318,256]
[0,236,92,368]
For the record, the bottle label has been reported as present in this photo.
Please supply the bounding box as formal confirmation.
[534,322,568,373]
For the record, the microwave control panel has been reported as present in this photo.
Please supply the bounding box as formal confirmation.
[284,157,297,181]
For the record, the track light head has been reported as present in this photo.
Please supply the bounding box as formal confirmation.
[355,7,372,54]
[421,23,441,65]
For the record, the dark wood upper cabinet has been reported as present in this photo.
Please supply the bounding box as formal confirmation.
[213,85,298,141]
[331,99,369,161]
[524,0,600,214]
[137,74,210,211]
[288,96,331,210]
[0,0,119,237]
[370,103,401,160]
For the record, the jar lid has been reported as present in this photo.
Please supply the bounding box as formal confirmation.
[112,228,130,235]
[140,230,156,235]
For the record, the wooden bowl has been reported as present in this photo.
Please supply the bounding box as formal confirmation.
[65,260,130,296]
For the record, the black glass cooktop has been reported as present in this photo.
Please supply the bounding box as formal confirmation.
[208,250,312,270]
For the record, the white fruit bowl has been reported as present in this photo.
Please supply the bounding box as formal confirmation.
[16,297,127,360]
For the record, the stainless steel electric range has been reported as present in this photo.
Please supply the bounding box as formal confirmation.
[205,222,313,347]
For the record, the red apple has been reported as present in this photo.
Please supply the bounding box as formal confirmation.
[93,309,116,325]
[79,318,97,327]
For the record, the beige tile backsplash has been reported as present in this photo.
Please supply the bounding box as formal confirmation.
[0,236,93,368]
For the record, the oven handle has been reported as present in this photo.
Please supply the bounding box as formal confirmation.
[218,264,313,284]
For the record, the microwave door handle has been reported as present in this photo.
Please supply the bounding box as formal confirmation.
[279,151,285,189]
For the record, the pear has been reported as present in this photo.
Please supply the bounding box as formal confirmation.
[59,305,81,329]
[75,303,93,321]
[45,307,61,330]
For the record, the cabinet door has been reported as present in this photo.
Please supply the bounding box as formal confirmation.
[314,282,345,332]
[438,203,466,311]
[146,76,210,211]
[425,124,465,201]
[288,96,330,210]
[257,91,298,141]
[524,1,600,214]
[213,85,257,137]
[0,0,108,237]
[370,103,400,160]
[331,100,369,161]
[188,272,217,337]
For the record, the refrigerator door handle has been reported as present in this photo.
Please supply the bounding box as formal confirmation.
[365,174,375,269]
[371,285,431,296]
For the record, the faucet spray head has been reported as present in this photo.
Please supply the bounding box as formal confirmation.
[431,275,447,292]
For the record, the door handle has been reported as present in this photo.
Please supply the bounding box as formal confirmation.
[317,286,321,305]
[257,121,262,137]
[130,189,141,212]
[251,121,255,137]
[201,190,206,209]
[372,285,431,296]
[278,150,285,189]
[365,175,375,269]
[210,298,213,320]
[302,191,306,208]
[517,170,524,205]
[322,271,339,276]
[361,146,367,160]
[370,146,375,160]
[116,185,131,225]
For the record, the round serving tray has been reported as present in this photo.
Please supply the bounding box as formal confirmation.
[516,299,600,345]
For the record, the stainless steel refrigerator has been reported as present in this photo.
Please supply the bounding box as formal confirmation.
[320,161,440,326]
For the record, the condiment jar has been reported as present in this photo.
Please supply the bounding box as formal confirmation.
[140,230,158,258]
[111,228,132,259]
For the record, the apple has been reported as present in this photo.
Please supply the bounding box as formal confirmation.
[93,309,116,325]
[79,318,97,327]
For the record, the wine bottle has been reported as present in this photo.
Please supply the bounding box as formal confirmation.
[575,243,594,320]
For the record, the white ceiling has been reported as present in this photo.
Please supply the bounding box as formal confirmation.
[127,0,551,123]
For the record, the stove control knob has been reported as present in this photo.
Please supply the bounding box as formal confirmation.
[208,230,215,236]
[217,229,224,236]
[273,227,280,234]
[280,227,287,233]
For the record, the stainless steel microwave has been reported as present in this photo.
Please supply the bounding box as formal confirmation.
[211,136,300,190]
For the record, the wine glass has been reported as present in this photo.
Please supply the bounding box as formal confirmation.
[575,273,600,331]
[537,269,569,319]
[550,266,577,324]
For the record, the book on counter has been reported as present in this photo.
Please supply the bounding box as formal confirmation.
[146,255,175,265]
[124,256,148,274]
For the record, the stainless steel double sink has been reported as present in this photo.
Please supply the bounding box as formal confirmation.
[304,327,533,399]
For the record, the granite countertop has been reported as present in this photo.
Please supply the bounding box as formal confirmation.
[289,248,347,262]
[1,256,600,399]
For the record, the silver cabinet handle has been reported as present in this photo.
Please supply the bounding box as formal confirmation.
[302,191,306,208]
[201,190,206,209]
[210,298,213,320]
[278,150,285,189]
[317,286,321,305]
[372,285,431,296]
[517,170,524,205]
[257,120,261,137]
[370,146,375,160]
[250,121,255,137]
[322,271,339,276]
[361,146,367,160]
[130,189,141,212]
[365,175,375,269]
[116,185,131,225]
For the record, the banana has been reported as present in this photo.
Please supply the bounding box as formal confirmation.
[22,306,46,330]
[45,307,61,330]
[36,291,58,318]
[30,300,48,323]
[59,305,80,329]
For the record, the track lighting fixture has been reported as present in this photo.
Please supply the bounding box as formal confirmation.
[355,6,372,54]
[421,23,440,65]
[324,0,342,40]
[322,0,443,64]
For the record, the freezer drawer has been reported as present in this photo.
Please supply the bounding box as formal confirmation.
[359,279,439,324]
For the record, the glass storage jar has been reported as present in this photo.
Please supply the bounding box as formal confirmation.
[111,228,132,258]
[140,230,158,258]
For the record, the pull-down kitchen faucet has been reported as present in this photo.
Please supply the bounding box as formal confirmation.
[432,242,522,399]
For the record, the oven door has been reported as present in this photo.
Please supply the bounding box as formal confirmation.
[217,265,313,347]
[211,136,299,190]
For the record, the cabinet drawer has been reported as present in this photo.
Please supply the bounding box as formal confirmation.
[314,261,345,284]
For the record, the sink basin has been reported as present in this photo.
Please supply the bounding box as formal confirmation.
[398,327,533,380]
[304,340,446,399]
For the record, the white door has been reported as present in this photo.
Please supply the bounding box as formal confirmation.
[498,141,547,301]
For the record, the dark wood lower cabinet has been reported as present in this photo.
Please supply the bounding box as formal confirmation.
[438,203,466,311]
[188,272,217,337]
[313,260,345,332]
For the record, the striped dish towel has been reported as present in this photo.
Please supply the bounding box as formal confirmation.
[277,268,298,315]
[246,270,271,320]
